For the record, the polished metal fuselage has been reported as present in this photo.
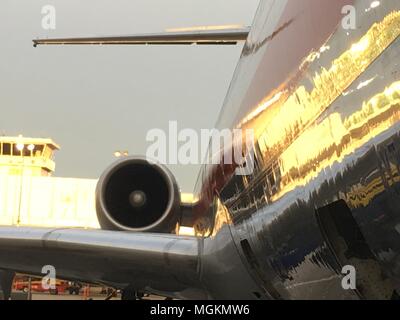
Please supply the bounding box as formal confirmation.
[192,0,400,299]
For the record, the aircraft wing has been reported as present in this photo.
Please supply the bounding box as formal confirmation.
[0,226,204,298]
[32,27,250,47]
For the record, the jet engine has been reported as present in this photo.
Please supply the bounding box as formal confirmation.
[95,157,181,233]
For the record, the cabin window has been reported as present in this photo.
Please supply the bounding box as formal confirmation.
[34,145,44,157]
[11,144,32,157]
[2,143,11,155]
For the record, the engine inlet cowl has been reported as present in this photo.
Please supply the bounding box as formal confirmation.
[95,157,181,233]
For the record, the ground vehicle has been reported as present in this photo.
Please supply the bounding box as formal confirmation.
[14,278,68,295]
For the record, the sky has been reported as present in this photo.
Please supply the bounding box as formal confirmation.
[0,0,259,192]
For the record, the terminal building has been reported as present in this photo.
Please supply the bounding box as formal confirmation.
[0,136,99,228]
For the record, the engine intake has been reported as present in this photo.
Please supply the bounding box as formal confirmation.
[95,157,181,233]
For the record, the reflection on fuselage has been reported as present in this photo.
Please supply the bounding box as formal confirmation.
[194,1,400,299]
[236,10,400,207]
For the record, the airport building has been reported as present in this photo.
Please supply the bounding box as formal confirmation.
[0,136,100,228]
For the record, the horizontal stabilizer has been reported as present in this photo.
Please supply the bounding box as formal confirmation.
[33,27,250,47]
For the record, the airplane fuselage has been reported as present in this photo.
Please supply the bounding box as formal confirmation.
[191,0,400,299]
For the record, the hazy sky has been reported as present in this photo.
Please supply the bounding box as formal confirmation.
[0,0,259,192]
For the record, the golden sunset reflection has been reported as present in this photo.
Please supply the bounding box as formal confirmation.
[242,10,400,155]
[235,11,400,205]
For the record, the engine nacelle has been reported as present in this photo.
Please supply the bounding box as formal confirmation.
[95,157,181,233]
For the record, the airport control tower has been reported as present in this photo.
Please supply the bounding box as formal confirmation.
[0,135,99,228]
[0,135,60,177]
